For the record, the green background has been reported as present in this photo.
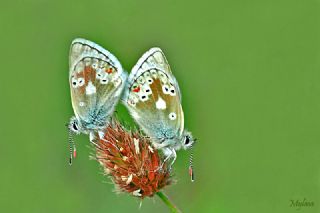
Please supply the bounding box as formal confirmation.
[1,0,319,212]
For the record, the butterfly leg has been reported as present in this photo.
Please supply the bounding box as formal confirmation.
[167,148,177,171]
[170,148,177,167]
[89,131,100,147]
[159,148,176,171]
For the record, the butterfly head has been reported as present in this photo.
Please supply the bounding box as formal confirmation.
[181,130,196,182]
[68,116,82,134]
[181,130,196,150]
[67,116,81,165]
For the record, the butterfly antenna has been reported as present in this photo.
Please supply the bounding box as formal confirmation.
[68,128,76,165]
[189,144,195,182]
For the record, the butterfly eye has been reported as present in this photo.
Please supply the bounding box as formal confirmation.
[184,136,190,145]
[72,122,79,131]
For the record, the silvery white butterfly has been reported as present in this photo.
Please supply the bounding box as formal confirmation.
[123,47,196,179]
[68,38,127,165]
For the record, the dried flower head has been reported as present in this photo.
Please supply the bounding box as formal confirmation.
[94,120,171,198]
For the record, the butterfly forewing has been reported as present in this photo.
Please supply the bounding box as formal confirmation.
[124,48,184,147]
[69,39,126,129]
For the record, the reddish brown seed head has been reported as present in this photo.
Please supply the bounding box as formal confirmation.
[94,121,171,198]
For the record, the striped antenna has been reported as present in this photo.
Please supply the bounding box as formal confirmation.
[68,128,76,165]
[189,144,195,182]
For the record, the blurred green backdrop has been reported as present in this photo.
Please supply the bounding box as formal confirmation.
[1,0,320,212]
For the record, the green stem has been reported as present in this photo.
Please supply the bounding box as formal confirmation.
[156,191,182,213]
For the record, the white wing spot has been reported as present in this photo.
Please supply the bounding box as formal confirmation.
[86,81,96,95]
[143,86,152,95]
[77,78,85,87]
[100,77,109,84]
[169,112,177,120]
[96,71,103,79]
[156,97,166,110]
[169,86,176,96]
[71,78,78,88]
[146,77,153,84]
[79,101,85,107]
[162,85,170,94]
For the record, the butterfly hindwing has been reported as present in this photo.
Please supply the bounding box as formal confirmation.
[69,39,126,129]
[124,48,184,147]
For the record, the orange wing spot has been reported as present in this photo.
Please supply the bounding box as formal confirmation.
[132,87,140,92]
[106,67,113,74]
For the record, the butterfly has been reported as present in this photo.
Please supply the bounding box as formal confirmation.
[68,38,127,165]
[123,47,196,180]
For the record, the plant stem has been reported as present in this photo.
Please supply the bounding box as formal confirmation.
[156,191,182,213]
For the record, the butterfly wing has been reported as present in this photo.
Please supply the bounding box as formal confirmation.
[123,48,184,147]
[69,38,126,130]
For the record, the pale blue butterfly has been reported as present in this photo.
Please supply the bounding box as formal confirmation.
[68,38,127,164]
[123,47,196,180]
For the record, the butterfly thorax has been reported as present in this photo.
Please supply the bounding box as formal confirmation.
[152,129,194,151]
[148,132,182,150]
